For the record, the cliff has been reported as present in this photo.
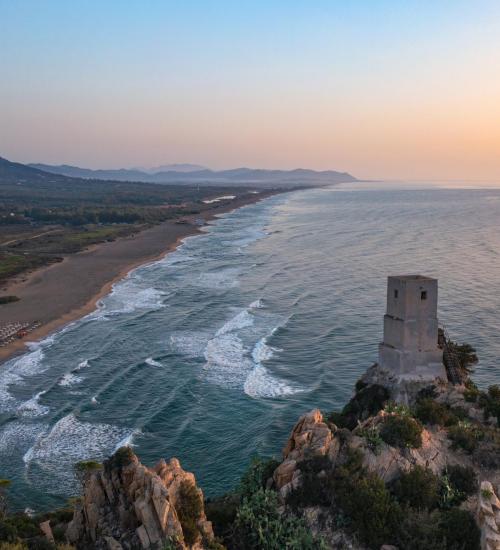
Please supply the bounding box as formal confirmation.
[66,447,215,550]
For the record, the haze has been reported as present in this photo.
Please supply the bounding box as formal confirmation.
[1,0,500,182]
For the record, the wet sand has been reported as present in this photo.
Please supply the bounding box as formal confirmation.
[0,191,279,364]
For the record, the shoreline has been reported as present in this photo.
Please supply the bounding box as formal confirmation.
[0,190,283,365]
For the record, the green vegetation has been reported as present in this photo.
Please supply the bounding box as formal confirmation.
[176,481,203,546]
[327,383,390,430]
[446,465,478,499]
[238,457,279,500]
[0,296,19,305]
[106,446,134,469]
[392,466,441,510]
[380,415,423,448]
[356,425,384,454]
[447,422,483,453]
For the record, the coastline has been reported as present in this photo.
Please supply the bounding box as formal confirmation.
[0,190,282,365]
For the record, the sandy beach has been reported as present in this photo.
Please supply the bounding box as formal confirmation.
[0,191,279,364]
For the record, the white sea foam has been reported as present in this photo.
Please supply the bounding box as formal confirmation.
[249,299,264,309]
[58,373,83,387]
[16,390,50,418]
[203,333,253,388]
[114,429,141,450]
[91,395,99,405]
[169,333,208,358]
[23,414,133,492]
[75,359,90,371]
[0,348,47,412]
[91,279,168,319]
[244,366,297,398]
[196,268,241,289]
[216,309,254,336]
[251,338,281,363]
[145,357,163,367]
[0,422,48,457]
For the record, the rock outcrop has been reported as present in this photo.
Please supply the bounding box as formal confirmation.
[477,481,500,550]
[66,447,214,550]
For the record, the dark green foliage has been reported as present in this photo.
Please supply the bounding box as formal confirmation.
[446,465,478,498]
[205,494,239,541]
[286,455,333,509]
[439,508,480,550]
[335,471,402,548]
[447,424,483,453]
[326,411,349,429]
[334,384,390,430]
[478,385,500,426]
[395,509,446,550]
[238,457,279,500]
[380,415,423,448]
[106,446,135,470]
[0,296,19,305]
[232,489,324,550]
[176,481,203,546]
[415,398,459,427]
[392,466,440,510]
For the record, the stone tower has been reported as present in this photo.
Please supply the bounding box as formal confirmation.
[378,275,446,381]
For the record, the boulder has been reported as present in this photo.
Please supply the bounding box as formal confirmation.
[66,448,214,549]
[477,481,500,550]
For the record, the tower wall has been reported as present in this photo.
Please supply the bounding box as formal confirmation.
[378,275,445,381]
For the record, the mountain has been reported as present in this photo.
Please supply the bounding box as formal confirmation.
[139,163,207,173]
[28,162,357,187]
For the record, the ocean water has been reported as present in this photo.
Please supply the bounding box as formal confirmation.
[1,183,500,511]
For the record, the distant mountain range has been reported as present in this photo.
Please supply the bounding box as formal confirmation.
[28,162,357,186]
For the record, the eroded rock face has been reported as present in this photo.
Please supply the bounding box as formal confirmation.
[273,409,339,497]
[66,448,214,550]
[477,481,500,550]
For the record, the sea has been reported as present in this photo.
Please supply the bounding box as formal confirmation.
[1,182,499,511]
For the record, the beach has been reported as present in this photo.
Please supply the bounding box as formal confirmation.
[0,191,278,364]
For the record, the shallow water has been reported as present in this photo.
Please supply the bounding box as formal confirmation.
[1,184,499,510]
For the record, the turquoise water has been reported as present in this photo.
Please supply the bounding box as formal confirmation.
[1,184,500,511]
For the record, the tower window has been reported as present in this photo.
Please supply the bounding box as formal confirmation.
[421,291,427,300]
[394,290,398,299]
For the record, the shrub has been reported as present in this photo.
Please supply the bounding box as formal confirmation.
[335,471,402,548]
[286,455,333,509]
[380,415,423,448]
[107,446,134,470]
[74,460,102,487]
[239,457,279,500]
[415,399,458,427]
[447,423,483,453]
[205,494,239,540]
[478,385,500,426]
[232,489,325,549]
[326,411,349,429]
[393,466,440,510]
[446,465,478,497]
[0,296,20,305]
[338,384,390,430]
[395,508,446,550]
[356,425,383,454]
[176,481,202,546]
[439,508,480,550]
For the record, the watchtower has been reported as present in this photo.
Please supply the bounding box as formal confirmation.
[378,275,446,380]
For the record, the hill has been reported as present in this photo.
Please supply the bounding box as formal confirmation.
[28,162,357,187]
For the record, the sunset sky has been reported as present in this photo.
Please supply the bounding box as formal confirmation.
[1,1,500,181]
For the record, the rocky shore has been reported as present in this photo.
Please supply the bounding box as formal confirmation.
[0,334,499,549]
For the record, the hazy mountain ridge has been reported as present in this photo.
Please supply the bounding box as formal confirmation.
[28,162,357,186]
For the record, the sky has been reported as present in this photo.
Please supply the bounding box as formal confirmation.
[1,1,500,181]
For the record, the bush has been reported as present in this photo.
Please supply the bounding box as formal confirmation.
[393,466,440,510]
[446,465,478,497]
[395,508,446,550]
[0,296,20,305]
[478,385,500,426]
[239,457,279,500]
[232,489,325,549]
[335,471,402,548]
[415,399,458,427]
[286,455,333,509]
[205,494,239,540]
[176,481,202,546]
[380,415,423,448]
[338,384,390,430]
[447,423,483,453]
[439,508,480,550]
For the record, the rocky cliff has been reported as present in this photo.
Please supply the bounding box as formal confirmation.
[66,447,214,550]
